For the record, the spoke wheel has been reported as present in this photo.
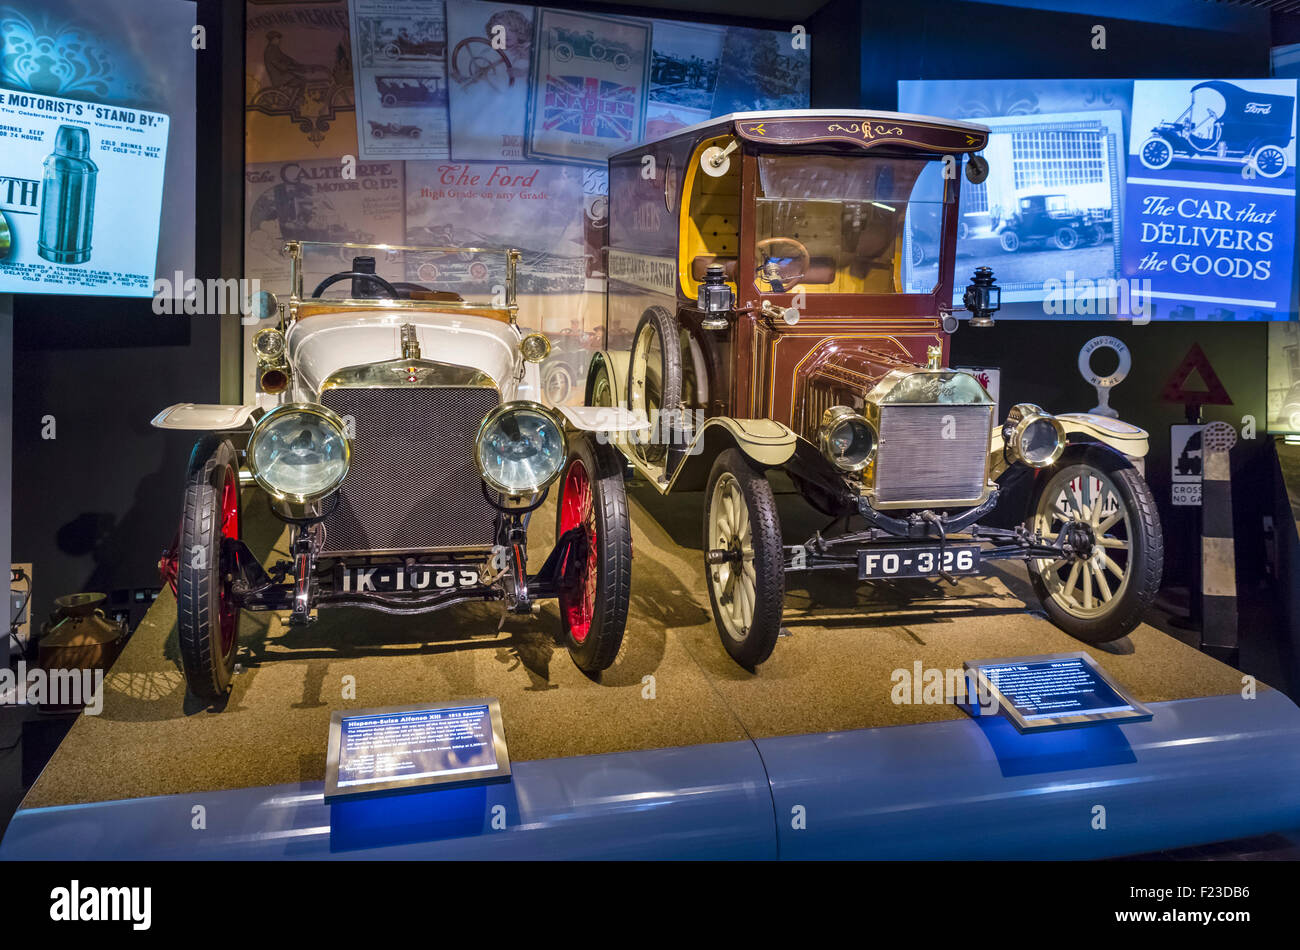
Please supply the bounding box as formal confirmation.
[1027,448,1163,643]
[177,436,243,702]
[704,449,784,668]
[556,437,631,674]
[627,307,683,465]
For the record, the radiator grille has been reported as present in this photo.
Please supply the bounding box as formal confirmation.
[873,404,992,506]
[319,386,500,554]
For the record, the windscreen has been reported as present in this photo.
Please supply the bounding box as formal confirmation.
[754,153,948,295]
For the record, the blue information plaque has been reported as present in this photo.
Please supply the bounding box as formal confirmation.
[963,652,1152,733]
[325,698,511,802]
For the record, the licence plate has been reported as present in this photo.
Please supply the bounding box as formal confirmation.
[858,545,982,580]
[338,565,481,593]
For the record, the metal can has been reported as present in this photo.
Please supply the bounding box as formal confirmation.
[38,125,98,264]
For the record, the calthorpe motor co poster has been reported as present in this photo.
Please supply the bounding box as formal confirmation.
[1124,79,1297,320]
[0,87,169,296]
[525,8,651,165]
[244,157,405,294]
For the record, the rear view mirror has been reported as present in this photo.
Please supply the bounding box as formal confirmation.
[248,290,279,322]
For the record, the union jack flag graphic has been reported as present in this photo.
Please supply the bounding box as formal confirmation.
[542,75,637,141]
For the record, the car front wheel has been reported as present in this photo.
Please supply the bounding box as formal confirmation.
[556,435,631,674]
[704,449,785,668]
[1027,447,1163,644]
[999,230,1020,252]
[176,436,243,702]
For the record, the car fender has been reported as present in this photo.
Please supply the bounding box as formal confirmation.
[990,412,1149,479]
[586,349,629,406]
[664,417,799,493]
[151,404,258,431]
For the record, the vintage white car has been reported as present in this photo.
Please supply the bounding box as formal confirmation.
[154,241,640,703]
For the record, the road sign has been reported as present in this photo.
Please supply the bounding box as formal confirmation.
[1161,343,1231,408]
[1171,424,1203,506]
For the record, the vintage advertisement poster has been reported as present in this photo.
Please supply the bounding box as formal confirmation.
[0,88,170,296]
[525,8,652,165]
[348,0,451,160]
[244,157,405,294]
[245,0,356,162]
[712,25,810,114]
[646,19,721,137]
[1125,79,1296,320]
[446,1,534,161]
[405,159,586,305]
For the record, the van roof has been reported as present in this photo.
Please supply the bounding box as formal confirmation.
[611,109,991,159]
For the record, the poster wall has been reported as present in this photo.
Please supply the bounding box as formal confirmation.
[244,0,811,401]
[898,78,1298,322]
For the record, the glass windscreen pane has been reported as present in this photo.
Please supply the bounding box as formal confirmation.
[755,154,946,295]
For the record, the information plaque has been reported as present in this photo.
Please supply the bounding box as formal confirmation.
[963,652,1152,733]
[325,699,511,802]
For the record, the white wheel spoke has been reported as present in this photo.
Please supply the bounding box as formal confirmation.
[1102,552,1125,580]
[1098,536,1129,550]
[1090,563,1112,602]
[1097,510,1123,535]
[1083,564,1094,609]
[1062,561,1082,605]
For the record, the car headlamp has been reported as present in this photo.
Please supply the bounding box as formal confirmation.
[247,403,351,502]
[1003,403,1066,468]
[253,327,286,361]
[520,333,551,363]
[819,406,877,473]
[475,401,567,495]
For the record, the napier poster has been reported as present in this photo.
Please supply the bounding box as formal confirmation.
[349,0,452,160]
[446,1,534,161]
[246,0,356,161]
[0,87,169,296]
[525,8,652,165]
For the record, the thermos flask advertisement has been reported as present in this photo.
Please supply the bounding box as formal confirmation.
[0,87,170,297]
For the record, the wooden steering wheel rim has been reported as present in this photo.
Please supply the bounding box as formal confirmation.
[755,236,810,290]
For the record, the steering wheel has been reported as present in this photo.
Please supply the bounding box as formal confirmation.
[311,271,401,299]
[755,237,810,293]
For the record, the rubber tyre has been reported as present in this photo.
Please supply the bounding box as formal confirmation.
[1027,446,1163,644]
[177,436,243,702]
[703,449,785,668]
[1140,136,1173,171]
[627,306,684,464]
[556,435,632,674]
[1052,227,1079,251]
[999,230,1020,253]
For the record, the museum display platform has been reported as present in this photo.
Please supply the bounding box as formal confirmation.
[3,485,1299,860]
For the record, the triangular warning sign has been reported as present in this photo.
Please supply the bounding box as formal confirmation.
[1162,343,1231,406]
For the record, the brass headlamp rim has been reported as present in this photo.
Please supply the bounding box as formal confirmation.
[474,400,569,496]
[246,402,352,504]
[819,405,878,474]
[1003,403,1067,469]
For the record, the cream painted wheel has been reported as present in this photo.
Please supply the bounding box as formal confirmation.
[709,472,756,638]
[1027,449,1162,643]
[703,449,784,667]
[1033,467,1132,618]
